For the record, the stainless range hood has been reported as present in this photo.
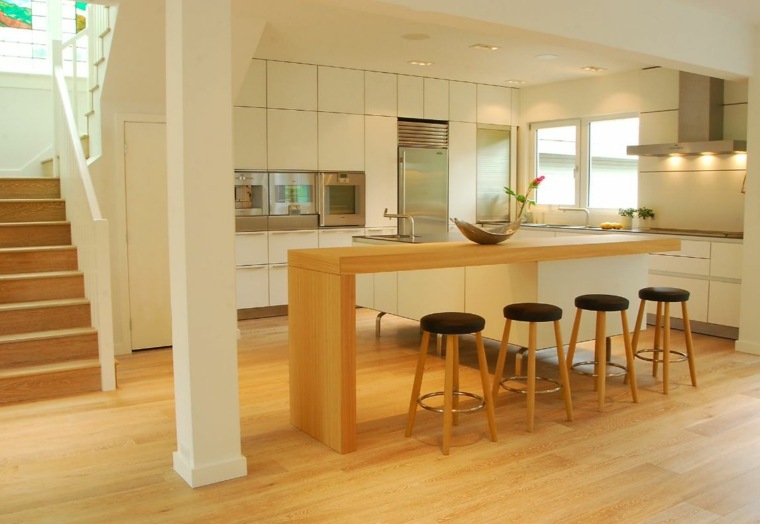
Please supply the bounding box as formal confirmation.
[627,72,746,157]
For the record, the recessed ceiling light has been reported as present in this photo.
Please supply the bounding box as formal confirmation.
[408,60,433,66]
[470,43,499,51]
[581,66,607,72]
[402,33,430,41]
[505,79,526,86]
[535,54,559,61]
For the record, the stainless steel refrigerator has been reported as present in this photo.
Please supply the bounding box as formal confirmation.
[398,147,449,238]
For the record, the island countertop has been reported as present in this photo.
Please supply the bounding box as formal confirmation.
[288,234,680,454]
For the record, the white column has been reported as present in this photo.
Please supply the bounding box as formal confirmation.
[165,0,247,486]
[736,27,760,355]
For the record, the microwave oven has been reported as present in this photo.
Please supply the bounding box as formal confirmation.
[317,172,366,227]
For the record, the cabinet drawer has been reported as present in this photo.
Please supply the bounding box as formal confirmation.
[269,263,289,306]
[708,281,741,328]
[647,274,708,323]
[649,254,710,276]
[710,242,743,279]
[318,228,365,248]
[236,265,269,309]
[652,239,710,258]
[235,232,268,266]
[268,230,318,264]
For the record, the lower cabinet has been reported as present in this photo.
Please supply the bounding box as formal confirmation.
[236,265,269,309]
[269,263,289,306]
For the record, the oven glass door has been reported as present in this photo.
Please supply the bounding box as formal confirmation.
[319,172,365,226]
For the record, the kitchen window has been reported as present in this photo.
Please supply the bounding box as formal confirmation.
[532,115,639,209]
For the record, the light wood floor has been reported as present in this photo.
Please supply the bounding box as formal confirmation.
[2,308,760,523]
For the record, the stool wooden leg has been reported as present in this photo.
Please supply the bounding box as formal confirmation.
[595,311,606,412]
[452,335,460,426]
[475,332,498,442]
[653,302,663,378]
[553,320,573,422]
[663,303,671,394]
[406,330,430,437]
[566,308,583,369]
[526,322,537,432]
[492,319,512,399]
[631,298,647,354]
[515,347,527,376]
[443,334,455,455]
[621,310,638,403]
[682,301,697,387]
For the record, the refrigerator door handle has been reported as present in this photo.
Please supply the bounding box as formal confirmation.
[399,150,406,214]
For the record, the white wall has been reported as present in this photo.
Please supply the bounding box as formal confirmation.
[0,73,53,177]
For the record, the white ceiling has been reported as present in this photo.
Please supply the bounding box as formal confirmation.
[246,0,760,88]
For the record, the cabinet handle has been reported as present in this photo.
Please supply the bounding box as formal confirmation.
[236,265,267,270]
[269,230,315,235]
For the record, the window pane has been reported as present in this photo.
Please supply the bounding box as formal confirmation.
[588,118,639,209]
[535,125,576,205]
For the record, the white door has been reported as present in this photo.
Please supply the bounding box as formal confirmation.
[124,121,172,350]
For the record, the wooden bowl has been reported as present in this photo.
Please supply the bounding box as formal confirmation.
[451,218,521,245]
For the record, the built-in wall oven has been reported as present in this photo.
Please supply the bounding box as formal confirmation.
[235,170,268,232]
[268,171,318,230]
[317,171,365,227]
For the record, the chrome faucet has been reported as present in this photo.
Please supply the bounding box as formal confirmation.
[384,208,416,238]
[559,206,591,227]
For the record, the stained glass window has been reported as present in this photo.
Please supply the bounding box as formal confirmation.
[0,0,87,74]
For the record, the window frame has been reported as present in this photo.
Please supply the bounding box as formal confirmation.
[530,113,639,211]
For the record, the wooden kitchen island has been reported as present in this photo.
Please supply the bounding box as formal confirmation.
[288,234,679,453]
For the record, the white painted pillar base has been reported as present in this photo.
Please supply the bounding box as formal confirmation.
[166,0,247,487]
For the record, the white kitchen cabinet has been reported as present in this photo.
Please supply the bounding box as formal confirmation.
[448,121,477,223]
[233,107,267,170]
[356,273,374,308]
[397,268,465,320]
[397,75,423,118]
[514,228,556,239]
[235,59,267,108]
[476,84,512,125]
[652,239,711,258]
[449,81,476,122]
[364,226,397,236]
[374,272,398,314]
[318,66,364,114]
[266,61,317,111]
[708,281,741,327]
[424,78,449,121]
[268,230,319,264]
[318,227,365,248]
[365,71,397,117]
[648,273,709,323]
[267,109,318,170]
[710,242,743,279]
[235,232,268,266]
[236,265,269,309]
[364,115,398,228]
[318,112,365,171]
[268,263,289,306]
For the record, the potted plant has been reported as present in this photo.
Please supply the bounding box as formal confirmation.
[633,207,656,230]
[618,208,636,229]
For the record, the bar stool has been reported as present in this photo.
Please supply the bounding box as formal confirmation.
[566,294,638,411]
[631,287,697,394]
[491,303,573,432]
[406,312,498,455]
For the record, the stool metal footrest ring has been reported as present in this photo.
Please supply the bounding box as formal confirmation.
[500,375,561,394]
[635,348,688,364]
[418,390,485,414]
[571,360,628,378]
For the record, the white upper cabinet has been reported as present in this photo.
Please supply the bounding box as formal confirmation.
[424,78,449,121]
[318,113,365,171]
[365,71,397,116]
[364,115,398,228]
[450,81,476,122]
[233,107,267,169]
[448,122,477,223]
[267,62,317,111]
[318,66,364,114]
[235,59,267,108]
[398,75,424,118]
[267,109,318,170]
[477,85,512,125]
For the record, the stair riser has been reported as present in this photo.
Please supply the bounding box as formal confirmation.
[0,365,101,404]
[0,332,98,368]
[0,275,84,304]
[0,249,78,274]
[0,304,91,335]
[0,224,71,248]
[0,179,60,199]
[0,201,66,223]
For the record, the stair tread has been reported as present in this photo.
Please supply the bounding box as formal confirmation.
[0,326,96,344]
[0,270,82,280]
[0,358,100,379]
[0,298,90,311]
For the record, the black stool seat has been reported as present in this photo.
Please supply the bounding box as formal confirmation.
[420,312,485,335]
[638,286,690,303]
[503,303,562,323]
[575,294,629,312]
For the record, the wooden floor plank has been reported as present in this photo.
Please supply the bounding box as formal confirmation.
[0,309,759,522]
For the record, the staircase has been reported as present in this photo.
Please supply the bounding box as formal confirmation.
[0,177,102,404]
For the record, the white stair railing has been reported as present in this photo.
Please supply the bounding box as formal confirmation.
[50,0,116,392]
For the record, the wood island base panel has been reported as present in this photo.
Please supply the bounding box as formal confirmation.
[288,234,680,453]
